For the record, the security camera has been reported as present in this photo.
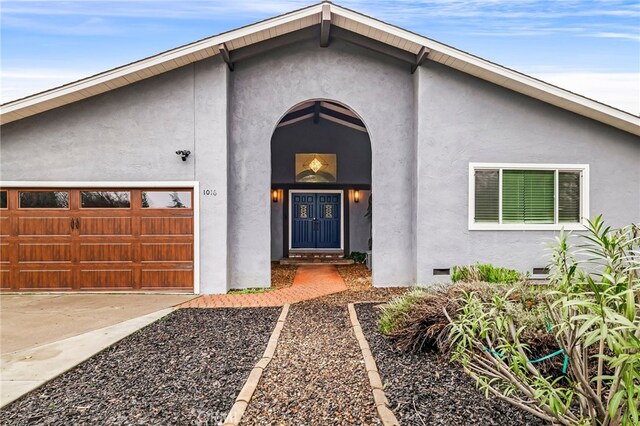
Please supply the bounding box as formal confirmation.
[176,150,191,161]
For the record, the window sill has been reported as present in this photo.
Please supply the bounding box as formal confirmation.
[469,223,587,231]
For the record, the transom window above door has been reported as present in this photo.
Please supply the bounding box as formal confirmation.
[469,163,589,230]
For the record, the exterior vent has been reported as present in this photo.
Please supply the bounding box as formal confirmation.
[433,268,450,276]
[533,267,550,275]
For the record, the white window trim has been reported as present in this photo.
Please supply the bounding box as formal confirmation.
[468,163,590,231]
[0,181,201,294]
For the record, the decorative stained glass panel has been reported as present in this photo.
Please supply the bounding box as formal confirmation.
[295,153,337,183]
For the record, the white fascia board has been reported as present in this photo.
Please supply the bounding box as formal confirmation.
[0,4,323,115]
[331,5,640,135]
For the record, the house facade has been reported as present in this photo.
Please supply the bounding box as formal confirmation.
[1,2,639,294]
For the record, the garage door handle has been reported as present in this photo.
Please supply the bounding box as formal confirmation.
[75,218,80,229]
[70,219,75,229]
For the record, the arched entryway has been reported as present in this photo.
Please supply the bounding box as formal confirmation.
[270,99,372,269]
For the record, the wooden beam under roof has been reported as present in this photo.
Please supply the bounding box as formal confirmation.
[313,101,321,124]
[320,101,358,119]
[320,3,331,48]
[331,27,415,65]
[411,46,430,74]
[276,113,314,128]
[218,43,234,71]
[231,25,319,63]
[320,113,367,132]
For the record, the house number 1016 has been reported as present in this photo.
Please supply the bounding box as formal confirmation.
[203,189,217,196]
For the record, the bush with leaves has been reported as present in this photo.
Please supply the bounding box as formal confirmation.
[451,263,526,284]
[378,282,561,373]
[446,216,640,425]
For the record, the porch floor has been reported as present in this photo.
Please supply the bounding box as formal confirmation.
[179,265,347,308]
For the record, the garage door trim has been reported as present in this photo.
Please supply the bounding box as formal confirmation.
[0,181,200,294]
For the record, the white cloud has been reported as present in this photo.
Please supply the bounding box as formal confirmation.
[530,72,640,115]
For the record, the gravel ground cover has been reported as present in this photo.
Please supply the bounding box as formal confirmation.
[355,303,547,425]
[1,308,280,425]
[337,264,372,291]
[271,262,297,290]
[242,299,381,425]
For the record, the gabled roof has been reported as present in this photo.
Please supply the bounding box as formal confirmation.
[1,1,639,136]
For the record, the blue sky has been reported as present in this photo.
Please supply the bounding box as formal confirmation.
[1,0,639,113]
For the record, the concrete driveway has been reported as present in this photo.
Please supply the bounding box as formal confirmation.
[0,294,197,354]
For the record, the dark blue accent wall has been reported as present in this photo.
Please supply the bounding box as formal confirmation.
[271,118,372,185]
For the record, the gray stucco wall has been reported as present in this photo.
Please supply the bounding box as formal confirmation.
[0,58,230,294]
[3,31,638,293]
[229,38,416,288]
[415,62,640,283]
[1,66,196,181]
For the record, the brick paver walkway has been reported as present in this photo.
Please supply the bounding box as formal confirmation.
[179,265,347,308]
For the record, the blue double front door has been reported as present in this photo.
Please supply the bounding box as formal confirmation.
[291,192,341,249]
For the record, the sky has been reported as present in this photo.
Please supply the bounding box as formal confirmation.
[1,0,639,114]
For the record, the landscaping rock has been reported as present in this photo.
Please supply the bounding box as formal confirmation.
[355,303,548,426]
[0,308,280,425]
[271,263,297,290]
[242,300,381,425]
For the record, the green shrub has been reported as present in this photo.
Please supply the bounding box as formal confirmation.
[451,263,525,284]
[378,287,429,335]
[227,288,267,294]
[447,216,640,425]
[347,251,367,264]
[378,282,556,361]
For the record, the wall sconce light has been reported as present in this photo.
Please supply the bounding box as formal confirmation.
[272,189,279,203]
[354,189,360,203]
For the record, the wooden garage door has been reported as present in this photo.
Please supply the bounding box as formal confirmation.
[0,188,194,292]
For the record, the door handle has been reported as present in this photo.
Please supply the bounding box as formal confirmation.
[75,218,80,229]
[70,218,75,229]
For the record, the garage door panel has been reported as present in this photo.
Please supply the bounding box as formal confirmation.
[78,269,134,289]
[79,217,132,236]
[18,217,72,236]
[140,269,193,289]
[79,243,133,263]
[0,217,9,236]
[140,243,193,263]
[6,188,194,292]
[0,270,10,290]
[141,217,192,235]
[19,243,71,263]
[0,243,9,263]
[18,268,73,290]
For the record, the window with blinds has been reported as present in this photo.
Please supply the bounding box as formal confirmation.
[472,166,583,226]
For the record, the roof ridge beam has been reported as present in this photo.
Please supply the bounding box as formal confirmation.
[320,3,331,48]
